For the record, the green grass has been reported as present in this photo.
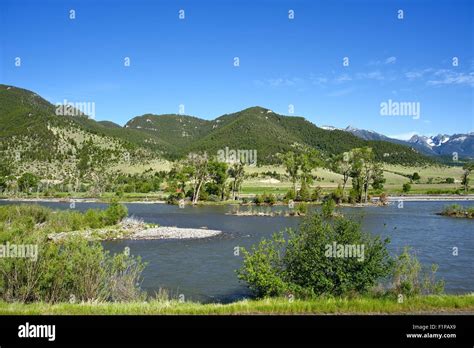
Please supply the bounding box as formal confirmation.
[0,295,472,315]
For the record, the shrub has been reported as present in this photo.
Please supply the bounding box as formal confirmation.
[207,194,220,202]
[402,183,411,193]
[297,183,311,202]
[103,202,128,225]
[391,247,444,297]
[379,192,388,205]
[0,233,146,303]
[17,173,40,193]
[321,199,336,218]
[284,189,296,201]
[445,177,455,184]
[311,186,322,202]
[411,172,421,181]
[264,193,277,206]
[330,184,344,204]
[254,194,265,205]
[238,213,393,298]
[167,192,185,205]
[295,202,308,215]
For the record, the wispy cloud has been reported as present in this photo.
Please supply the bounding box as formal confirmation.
[253,77,303,87]
[355,71,385,81]
[405,68,474,87]
[427,71,474,87]
[334,74,352,83]
[369,56,397,66]
[326,88,354,97]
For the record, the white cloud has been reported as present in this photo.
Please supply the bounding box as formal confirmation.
[427,71,474,87]
[385,56,397,64]
[334,74,352,83]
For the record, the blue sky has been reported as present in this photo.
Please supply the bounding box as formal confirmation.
[1,0,473,139]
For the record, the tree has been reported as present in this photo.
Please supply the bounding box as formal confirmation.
[461,162,474,193]
[185,152,210,204]
[350,147,384,203]
[228,162,245,200]
[411,172,421,182]
[208,160,228,201]
[331,152,352,192]
[18,173,39,193]
[170,162,193,193]
[279,151,299,196]
[0,160,10,193]
[402,182,411,193]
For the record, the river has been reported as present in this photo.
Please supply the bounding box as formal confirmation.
[1,200,472,303]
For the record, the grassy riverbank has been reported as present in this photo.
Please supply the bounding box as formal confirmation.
[1,295,473,315]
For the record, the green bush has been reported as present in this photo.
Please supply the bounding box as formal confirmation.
[0,233,146,303]
[238,213,393,298]
[391,247,444,297]
[284,189,296,201]
[321,199,336,218]
[311,186,322,202]
[402,183,411,193]
[264,193,277,206]
[297,183,311,202]
[103,202,128,225]
[254,194,265,205]
[295,202,308,215]
[330,184,344,204]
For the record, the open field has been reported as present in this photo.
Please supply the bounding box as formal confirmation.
[241,164,467,195]
[1,295,472,315]
[1,164,470,201]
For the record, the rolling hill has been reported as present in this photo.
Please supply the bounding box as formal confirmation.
[0,84,436,180]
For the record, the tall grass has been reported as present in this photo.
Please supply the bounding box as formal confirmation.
[0,295,472,315]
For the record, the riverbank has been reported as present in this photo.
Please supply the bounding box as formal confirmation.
[0,295,472,315]
[48,219,222,242]
[2,194,474,205]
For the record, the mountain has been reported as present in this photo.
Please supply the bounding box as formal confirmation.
[0,85,157,179]
[0,85,436,179]
[408,133,474,158]
[340,124,474,159]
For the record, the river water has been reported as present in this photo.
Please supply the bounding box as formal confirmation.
[1,200,473,302]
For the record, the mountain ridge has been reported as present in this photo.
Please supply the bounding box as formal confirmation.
[0,84,436,176]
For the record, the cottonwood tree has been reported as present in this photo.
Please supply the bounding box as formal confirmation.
[350,147,385,203]
[279,147,321,198]
[331,152,353,192]
[228,161,245,200]
[279,151,300,196]
[186,152,210,204]
[461,162,474,193]
[208,160,228,201]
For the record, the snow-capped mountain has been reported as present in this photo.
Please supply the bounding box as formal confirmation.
[407,133,474,158]
[409,134,450,148]
[324,124,474,159]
